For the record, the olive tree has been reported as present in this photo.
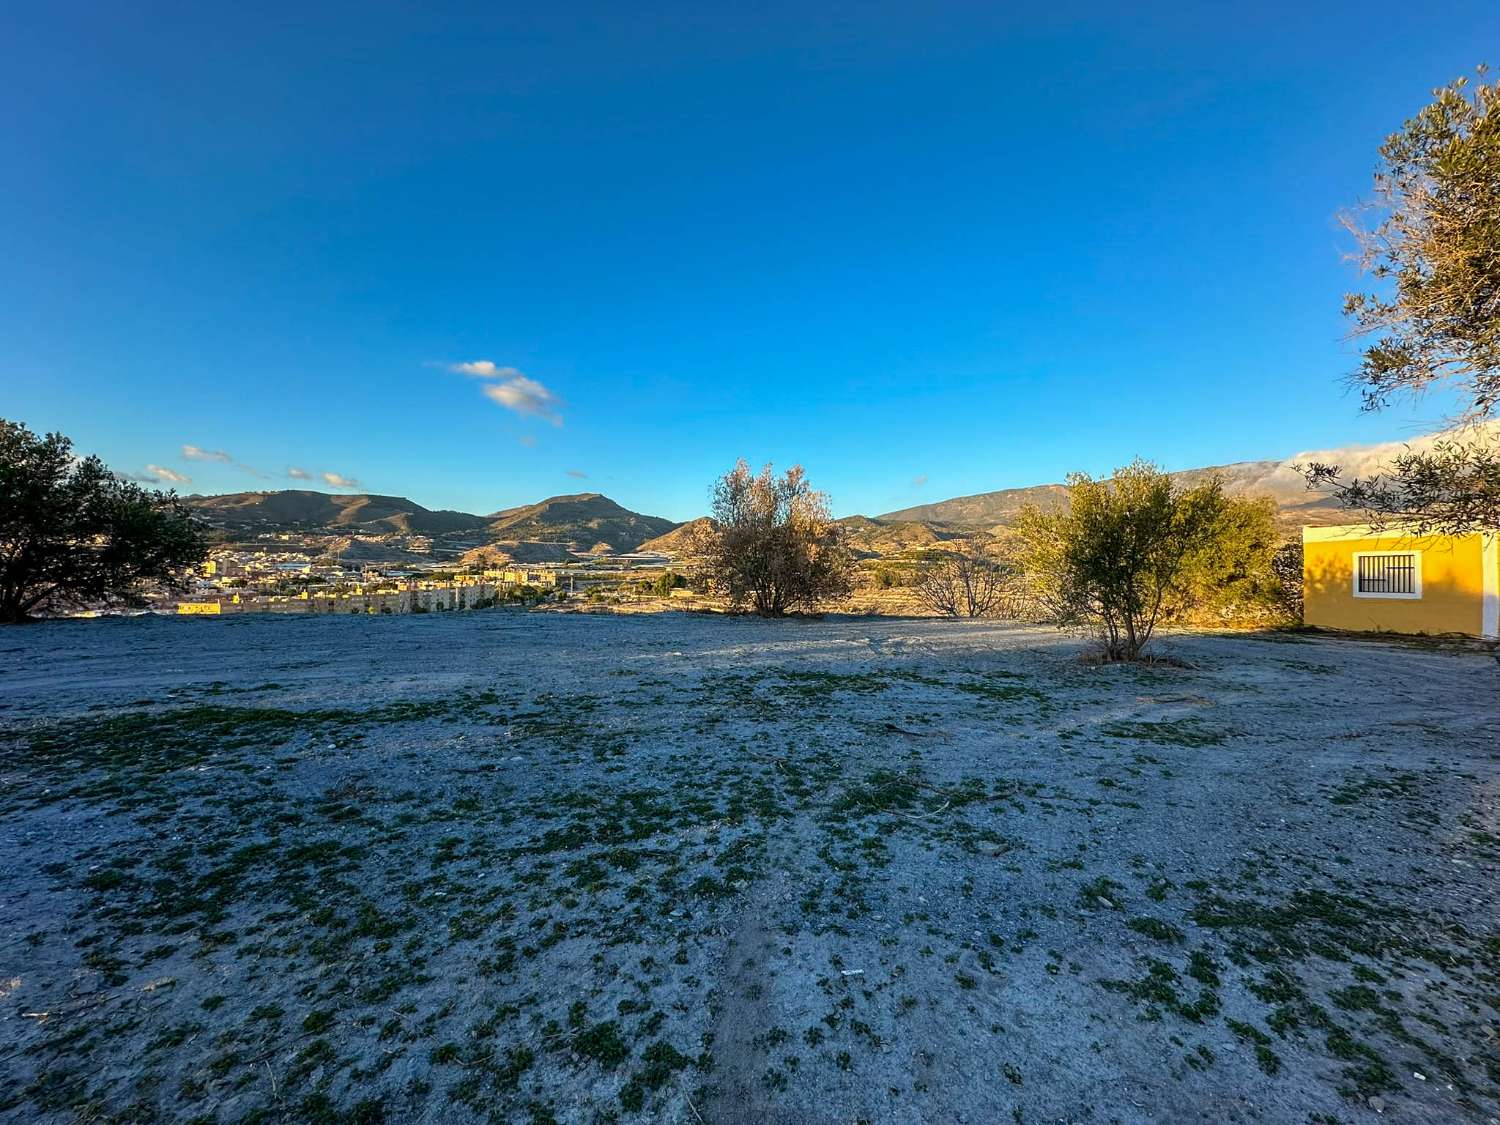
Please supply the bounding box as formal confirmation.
[1304,69,1500,532]
[0,419,207,622]
[696,460,854,616]
[1016,461,1229,660]
[1174,494,1287,623]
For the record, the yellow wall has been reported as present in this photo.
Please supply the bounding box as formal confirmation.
[1302,526,1494,637]
[177,601,222,615]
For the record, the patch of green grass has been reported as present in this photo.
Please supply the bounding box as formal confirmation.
[1326,771,1423,807]
[302,1009,336,1034]
[1126,917,1184,943]
[1186,951,1220,988]
[1329,984,1382,1012]
[1145,877,1174,903]
[832,770,923,817]
[572,1021,630,1067]
[1189,887,1384,956]
[1078,877,1124,910]
[953,675,1049,707]
[1099,958,1219,1023]
[636,1040,692,1090]
[1325,1027,1398,1096]
[1098,719,1226,748]
[776,670,893,698]
[1226,1018,1282,1073]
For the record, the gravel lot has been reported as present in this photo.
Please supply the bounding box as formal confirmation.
[1,611,1497,1124]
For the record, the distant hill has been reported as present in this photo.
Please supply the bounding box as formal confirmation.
[878,485,1071,530]
[184,489,680,554]
[875,446,1398,532]
[636,517,715,557]
[183,490,489,535]
[1166,459,1352,529]
[458,542,579,567]
[485,493,678,554]
[836,516,972,558]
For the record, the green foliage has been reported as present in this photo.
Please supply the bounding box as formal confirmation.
[1307,434,1500,536]
[1342,68,1500,416]
[1015,460,1230,660]
[0,419,208,622]
[1174,496,1287,624]
[1306,69,1500,532]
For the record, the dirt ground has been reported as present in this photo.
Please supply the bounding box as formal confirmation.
[1,611,1496,1124]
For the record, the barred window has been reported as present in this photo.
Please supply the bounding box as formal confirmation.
[1354,552,1420,598]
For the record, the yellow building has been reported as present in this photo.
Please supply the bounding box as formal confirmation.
[1302,524,1499,639]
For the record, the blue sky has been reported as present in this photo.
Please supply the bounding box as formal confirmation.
[3,2,1494,520]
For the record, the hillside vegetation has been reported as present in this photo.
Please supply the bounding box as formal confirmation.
[484,494,678,554]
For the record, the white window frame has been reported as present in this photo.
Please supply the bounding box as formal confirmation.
[1352,550,1422,600]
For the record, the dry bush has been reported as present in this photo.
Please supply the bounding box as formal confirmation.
[693,461,854,616]
[914,551,1014,618]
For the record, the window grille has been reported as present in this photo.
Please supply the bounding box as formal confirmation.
[1356,553,1416,595]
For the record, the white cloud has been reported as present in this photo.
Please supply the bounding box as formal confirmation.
[911,473,929,488]
[445,360,565,425]
[182,443,269,478]
[287,466,313,480]
[566,469,589,479]
[518,435,538,448]
[181,444,232,462]
[450,360,523,380]
[482,376,564,425]
[144,464,191,484]
[322,471,362,491]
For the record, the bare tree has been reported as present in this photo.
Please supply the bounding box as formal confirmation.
[695,461,854,616]
[915,551,1010,618]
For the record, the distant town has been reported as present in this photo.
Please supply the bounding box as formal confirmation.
[164,533,688,617]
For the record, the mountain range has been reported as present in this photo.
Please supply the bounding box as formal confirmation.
[182,491,681,557]
[179,489,489,536]
[184,432,1445,558]
[878,457,1349,531]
